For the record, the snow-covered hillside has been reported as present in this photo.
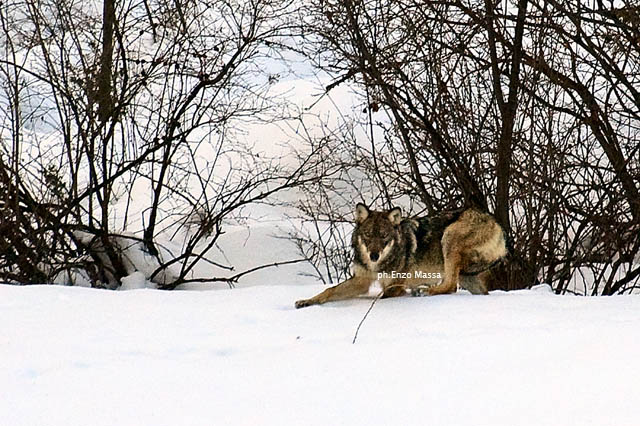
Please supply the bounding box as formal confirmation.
[2,284,639,426]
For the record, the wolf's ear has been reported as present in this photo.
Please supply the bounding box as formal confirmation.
[388,207,402,225]
[355,203,369,223]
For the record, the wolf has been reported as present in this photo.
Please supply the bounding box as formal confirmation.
[295,203,509,308]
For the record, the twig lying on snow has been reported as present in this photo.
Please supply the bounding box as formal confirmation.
[352,284,407,344]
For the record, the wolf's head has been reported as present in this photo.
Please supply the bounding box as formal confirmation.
[352,203,404,271]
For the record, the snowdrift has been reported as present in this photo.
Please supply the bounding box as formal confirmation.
[2,284,639,426]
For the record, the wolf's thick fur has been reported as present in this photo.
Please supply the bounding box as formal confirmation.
[295,203,509,308]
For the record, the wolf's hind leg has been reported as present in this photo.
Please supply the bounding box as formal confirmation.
[428,252,460,295]
[295,276,371,308]
[459,273,489,295]
[426,278,458,295]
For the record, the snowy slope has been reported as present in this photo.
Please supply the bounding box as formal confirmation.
[2,284,639,426]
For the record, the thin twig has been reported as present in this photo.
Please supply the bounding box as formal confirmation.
[352,284,406,344]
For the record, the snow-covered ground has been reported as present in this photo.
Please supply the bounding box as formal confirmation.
[2,283,639,426]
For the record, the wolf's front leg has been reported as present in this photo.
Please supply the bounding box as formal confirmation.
[381,280,407,298]
[295,276,372,309]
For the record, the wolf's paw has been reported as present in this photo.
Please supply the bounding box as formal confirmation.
[381,286,407,298]
[426,283,457,295]
[295,299,314,309]
[410,286,432,297]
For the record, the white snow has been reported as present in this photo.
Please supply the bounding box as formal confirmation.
[120,271,152,290]
[2,283,639,426]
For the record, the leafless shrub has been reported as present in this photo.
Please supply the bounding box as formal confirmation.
[0,0,313,288]
[296,0,640,294]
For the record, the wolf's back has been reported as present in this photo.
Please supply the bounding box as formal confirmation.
[414,207,467,244]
